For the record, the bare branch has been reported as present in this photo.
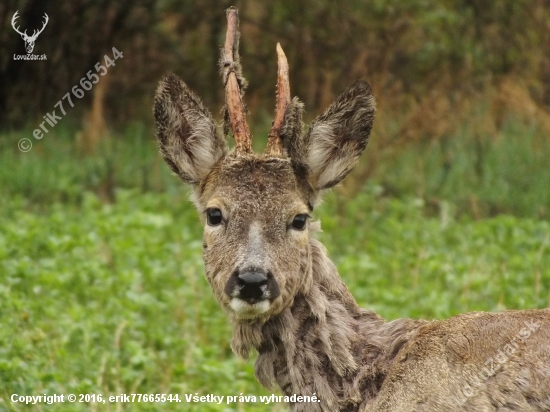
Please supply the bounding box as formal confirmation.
[222,8,252,154]
[265,43,290,156]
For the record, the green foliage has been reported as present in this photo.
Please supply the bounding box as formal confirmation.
[0,190,271,411]
[372,118,550,218]
[0,181,549,410]
[2,118,548,218]
[0,117,549,409]
[320,188,550,319]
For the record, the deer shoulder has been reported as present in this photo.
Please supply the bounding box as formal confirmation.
[364,309,550,412]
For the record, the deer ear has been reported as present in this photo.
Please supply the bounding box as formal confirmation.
[154,73,228,185]
[304,80,375,190]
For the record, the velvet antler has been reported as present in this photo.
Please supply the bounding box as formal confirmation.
[265,43,291,156]
[221,8,252,154]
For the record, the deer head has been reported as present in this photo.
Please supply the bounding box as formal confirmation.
[154,9,375,322]
[12,11,49,54]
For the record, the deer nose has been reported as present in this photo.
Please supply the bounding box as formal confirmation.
[237,271,268,300]
[224,268,281,304]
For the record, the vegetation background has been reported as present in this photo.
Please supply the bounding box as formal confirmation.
[0,0,549,410]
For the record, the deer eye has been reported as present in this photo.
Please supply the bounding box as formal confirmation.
[206,208,223,226]
[291,214,308,231]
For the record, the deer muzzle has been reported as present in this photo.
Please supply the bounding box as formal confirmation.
[224,268,281,317]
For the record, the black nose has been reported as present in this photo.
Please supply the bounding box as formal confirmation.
[224,268,280,303]
[237,271,268,300]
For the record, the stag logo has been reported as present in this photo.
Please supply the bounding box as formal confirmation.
[12,10,49,54]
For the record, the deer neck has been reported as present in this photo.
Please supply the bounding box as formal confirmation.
[230,238,425,410]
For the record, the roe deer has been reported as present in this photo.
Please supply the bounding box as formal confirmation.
[153,8,550,412]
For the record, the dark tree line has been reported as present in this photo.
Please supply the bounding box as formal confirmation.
[1,0,549,134]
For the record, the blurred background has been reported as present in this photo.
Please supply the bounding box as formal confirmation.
[1,1,549,411]
[1,0,549,215]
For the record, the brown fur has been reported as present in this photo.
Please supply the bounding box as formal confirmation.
[153,72,550,411]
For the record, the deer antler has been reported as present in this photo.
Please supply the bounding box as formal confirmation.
[11,11,48,40]
[28,13,49,41]
[265,43,291,156]
[11,11,27,37]
[221,8,252,154]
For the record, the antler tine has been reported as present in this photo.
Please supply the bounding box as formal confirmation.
[38,13,49,33]
[222,8,252,154]
[11,11,26,36]
[29,13,48,40]
[265,43,291,156]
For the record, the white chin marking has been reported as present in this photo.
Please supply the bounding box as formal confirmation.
[230,298,270,319]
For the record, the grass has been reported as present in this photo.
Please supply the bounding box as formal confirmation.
[369,120,550,218]
[0,121,549,411]
[1,117,549,218]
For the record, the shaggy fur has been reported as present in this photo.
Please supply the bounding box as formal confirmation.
[153,72,550,411]
[303,80,375,191]
[154,73,227,184]
[237,236,427,411]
